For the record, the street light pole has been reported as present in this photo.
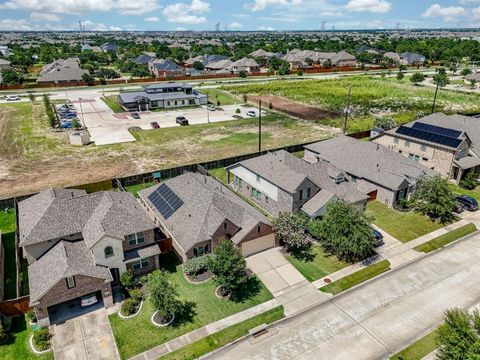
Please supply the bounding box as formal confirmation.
[78,97,85,129]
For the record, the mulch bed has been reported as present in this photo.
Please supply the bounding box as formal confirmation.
[248,95,340,121]
[152,312,174,326]
[184,270,213,284]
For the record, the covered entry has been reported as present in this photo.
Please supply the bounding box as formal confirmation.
[241,234,276,257]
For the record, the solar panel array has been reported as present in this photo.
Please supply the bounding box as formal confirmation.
[395,126,462,149]
[148,183,184,219]
[412,122,462,139]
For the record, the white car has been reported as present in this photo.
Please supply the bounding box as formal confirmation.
[6,95,21,102]
[246,110,257,117]
[80,293,98,307]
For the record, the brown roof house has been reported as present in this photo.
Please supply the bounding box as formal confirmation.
[18,188,158,326]
[138,173,276,259]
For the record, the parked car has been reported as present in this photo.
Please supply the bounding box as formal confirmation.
[6,95,21,101]
[60,121,73,129]
[207,105,216,111]
[60,113,77,119]
[176,116,189,126]
[455,195,478,211]
[453,201,466,214]
[246,110,257,117]
[80,293,98,307]
[131,112,140,119]
[371,227,384,247]
[150,121,160,129]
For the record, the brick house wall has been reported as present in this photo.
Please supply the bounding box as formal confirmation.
[122,229,155,252]
[33,274,113,326]
[237,222,277,246]
[126,254,160,277]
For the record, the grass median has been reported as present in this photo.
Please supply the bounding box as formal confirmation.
[390,326,442,360]
[320,260,391,295]
[159,306,284,360]
[414,223,477,253]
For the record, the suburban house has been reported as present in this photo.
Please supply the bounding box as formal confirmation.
[117,82,207,111]
[226,150,369,218]
[0,45,12,57]
[282,49,356,69]
[18,188,159,326]
[138,172,277,259]
[37,58,88,84]
[249,49,279,58]
[399,52,426,66]
[230,58,260,74]
[101,42,118,52]
[330,51,357,67]
[130,53,155,65]
[185,54,228,67]
[148,58,186,78]
[204,59,233,72]
[304,136,435,208]
[81,44,102,53]
[383,52,407,65]
[0,59,11,70]
[372,113,480,183]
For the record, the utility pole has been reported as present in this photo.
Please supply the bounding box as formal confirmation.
[342,86,352,134]
[431,82,440,114]
[258,100,262,152]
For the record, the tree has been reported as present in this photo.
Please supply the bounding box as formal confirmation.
[0,69,22,85]
[448,62,458,74]
[81,73,95,85]
[120,269,134,289]
[373,117,397,131]
[209,239,248,296]
[148,270,181,321]
[130,64,150,78]
[470,79,477,89]
[399,64,407,72]
[460,171,478,190]
[462,68,472,76]
[437,308,479,360]
[297,69,304,76]
[309,200,375,263]
[409,176,455,223]
[242,94,248,104]
[272,212,310,256]
[239,70,247,78]
[410,72,426,85]
[433,73,450,88]
[396,71,404,81]
[192,61,204,71]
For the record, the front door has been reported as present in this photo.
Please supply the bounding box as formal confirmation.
[110,268,120,285]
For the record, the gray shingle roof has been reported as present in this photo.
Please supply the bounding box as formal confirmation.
[124,242,161,262]
[18,189,156,248]
[29,240,112,303]
[37,58,88,83]
[304,135,435,190]
[139,173,271,252]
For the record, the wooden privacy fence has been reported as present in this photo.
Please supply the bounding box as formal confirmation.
[0,295,30,316]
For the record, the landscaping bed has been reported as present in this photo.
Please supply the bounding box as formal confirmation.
[414,223,477,253]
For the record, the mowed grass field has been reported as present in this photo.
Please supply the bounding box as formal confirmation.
[224,76,480,133]
[0,100,336,199]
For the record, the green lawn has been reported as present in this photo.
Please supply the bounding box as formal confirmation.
[160,306,284,360]
[390,326,442,360]
[102,95,125,113]
[414,223,477,253]
[1,208,17,299]
[208,168,228,184]
[0,208,16,233]
[200,88,237,106]
[109,253,273,359]
[320,260,391,295]
[449,184,480,201]
[286,244,348,282]
[0,316,53,360]
[367,201,446,243]
[125,181,155,198]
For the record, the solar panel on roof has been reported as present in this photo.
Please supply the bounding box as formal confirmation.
[395,126,462,149]
[412,122,462,139]
[147,183,183,219]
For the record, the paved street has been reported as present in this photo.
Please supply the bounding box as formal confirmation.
[209,232,480,360]
[52,308,119,360]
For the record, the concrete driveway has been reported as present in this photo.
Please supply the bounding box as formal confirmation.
[210,233,480,360]
[52,308,119,360]
[247,248,328,316]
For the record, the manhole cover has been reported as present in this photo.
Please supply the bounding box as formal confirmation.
[324,278,332,284]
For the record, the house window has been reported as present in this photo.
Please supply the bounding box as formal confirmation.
[128,232,145,246]
[307,188,311,198]
[181,100,185,105]
[104,246,114,258]
[299,189,304,200]
[408,154,420,162]
[251,188,261,200]
[66,276,76,289]
[422,157,428,162]
[224,222,227,229]
[174,100,178,106]
[394,138,399,144]
[421,144,427,152]
[405,141,410,147]
[132,258,149,270]
[194,244,209,257]
[167,101,171,106]
[257,225,261,233]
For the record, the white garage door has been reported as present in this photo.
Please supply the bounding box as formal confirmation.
[241,234,276,257]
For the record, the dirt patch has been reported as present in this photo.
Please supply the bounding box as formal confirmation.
[248,95,340,121]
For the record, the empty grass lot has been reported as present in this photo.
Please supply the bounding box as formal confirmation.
[159,306,284,360]
[390,326,442,360]
[320,260,391,295]
[414,223,477,253]
[286,244,348,282]
[0,316,53,360]
[109,253,273,359]
[200,88,237,106]
[367,201,446,243]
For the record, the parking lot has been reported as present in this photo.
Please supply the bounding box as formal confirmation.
[71,96,262,145]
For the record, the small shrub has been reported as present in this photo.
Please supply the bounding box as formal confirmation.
[26,310,37,323]
[120,270,134,289]
[217,100,221,106]
[460,171,478,190]
[129,288,143,302]
[235,108,241,114]
[0,321,8,344]
[33,328,51,351]
[184,255,211,275]
[121,298,139,316]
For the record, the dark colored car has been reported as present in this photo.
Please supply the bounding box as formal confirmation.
[455,195,478,211]
[60,113,77,119]
[131,112,140,119]
[150,121,160,129]
[372,227,384,247]
[176,116,189,126]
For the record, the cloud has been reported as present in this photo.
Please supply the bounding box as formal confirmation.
[81,20,123,31]
[162,0,210,24]
[229,22,243,29]
[473,7,480,18]
[345,0,392,13]
[249,0,302,12]
[0,18,32,30]
[258,25,275,30]
[118,0,160,15]
[422,4,466,22]
[145,16,160,22]
[30,12,62,22]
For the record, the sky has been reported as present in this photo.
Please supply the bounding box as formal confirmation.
[0,0,479,32]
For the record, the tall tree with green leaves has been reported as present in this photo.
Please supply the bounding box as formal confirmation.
[410,72,426,85]
[409,176,455,223]
[309,200,375,263]
[272,212,310,256]
[148,270,181,321]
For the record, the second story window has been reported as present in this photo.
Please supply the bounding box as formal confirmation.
[104,246,114,258]
[307,188,311,198]
[299,189,304,200]
[66,276,76,289]
[128,232,145,246]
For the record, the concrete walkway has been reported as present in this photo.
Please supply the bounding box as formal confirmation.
[130,299,279,360]
[246,248,329,316]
